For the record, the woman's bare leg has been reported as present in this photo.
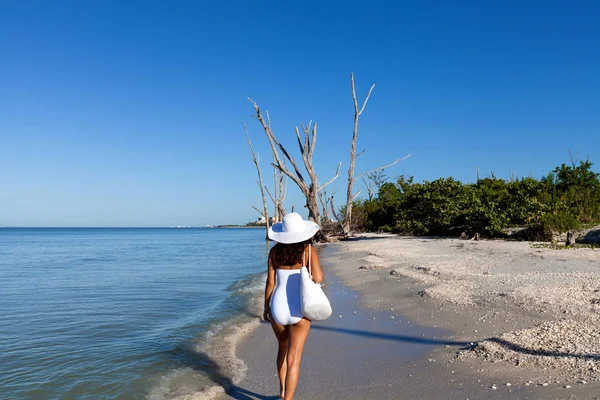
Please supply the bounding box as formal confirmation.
[284,318,311,400]
[271,320,290,398]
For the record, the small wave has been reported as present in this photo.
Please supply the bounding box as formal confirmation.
[228,272,267,294]
[147,273,266,400]
[147,367,224,400]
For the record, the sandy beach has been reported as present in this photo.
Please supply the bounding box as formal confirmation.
[227,235,600,399]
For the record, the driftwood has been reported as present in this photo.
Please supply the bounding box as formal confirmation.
[566,231,575,246]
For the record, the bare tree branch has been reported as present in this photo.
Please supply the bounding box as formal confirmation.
[299,123,318,185]
[309,120,317,159]
[330,196,342,222]
[248,98,336,230]
[351,73,376,116]
[275,142,307,189]
[356,149,366,157]
[268,150,288,222]
[319,189,330,222]
[252,203,265,217]
[280,167,288,204]
[362,176,374,201]
[244,123,269,238]
[359,88,375,116]
[264,185,277,205]
[355,154,412,182]
[249,98,308,195]
[318,162,342,192]
[295,126,305,155]
[569,147,581,167]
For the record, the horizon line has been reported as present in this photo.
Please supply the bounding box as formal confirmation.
[0,226,253,229]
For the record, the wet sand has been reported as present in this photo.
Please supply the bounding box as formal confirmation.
[227,235,600,399]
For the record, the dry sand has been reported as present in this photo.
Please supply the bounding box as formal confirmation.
[228,235,600,399]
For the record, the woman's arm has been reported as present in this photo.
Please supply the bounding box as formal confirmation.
[309,244,324,284]
[263,248,276,321]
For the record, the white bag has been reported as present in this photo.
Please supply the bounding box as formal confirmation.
[300,246,332,320]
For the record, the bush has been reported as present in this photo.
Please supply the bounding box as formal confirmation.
[347,158,600,240]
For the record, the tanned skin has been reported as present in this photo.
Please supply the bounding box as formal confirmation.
[263,243,323,400]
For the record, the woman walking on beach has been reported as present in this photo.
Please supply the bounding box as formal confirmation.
[263,213,323,400]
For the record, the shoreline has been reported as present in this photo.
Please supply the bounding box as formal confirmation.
[147,271,267,400]
[227,235,600,399]
[229,244,458,399]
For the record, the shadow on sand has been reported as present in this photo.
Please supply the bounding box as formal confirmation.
[336,235,398,242]
[310,323,600,361]
[579,227,600,245]
[308,324,471,346]
[338,235,469,243]
[487,337,600,361]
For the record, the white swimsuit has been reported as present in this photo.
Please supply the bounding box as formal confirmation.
[270,268,303,326]
[270,247,312,326]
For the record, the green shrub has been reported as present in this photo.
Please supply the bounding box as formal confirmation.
[347,158,600,240]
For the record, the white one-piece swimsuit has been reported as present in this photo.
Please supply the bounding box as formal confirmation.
[270,268,303,326]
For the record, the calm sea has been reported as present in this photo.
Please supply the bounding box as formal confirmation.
[0,228,270,400]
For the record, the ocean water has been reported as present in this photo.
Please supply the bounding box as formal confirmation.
[0,228,270,400]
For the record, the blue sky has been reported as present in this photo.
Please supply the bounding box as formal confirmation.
[1,1,599,227]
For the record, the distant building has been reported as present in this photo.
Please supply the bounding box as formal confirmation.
[256,216,276,225]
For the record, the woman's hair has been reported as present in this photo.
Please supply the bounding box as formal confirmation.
[272,238,313,266]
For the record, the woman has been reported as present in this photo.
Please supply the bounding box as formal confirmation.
[263,212,323,400]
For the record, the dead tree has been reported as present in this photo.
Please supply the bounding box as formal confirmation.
[361,176,375,202]
[244,124,269,239]
[569,147,581,167]
[343,73,410,236]
[248,99,341,240]
[329,189,343,223]
[362,170,389,201]
[318,188,331,223]
[264,135,288,223]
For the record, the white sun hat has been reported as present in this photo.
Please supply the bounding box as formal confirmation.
[268,212,320,243]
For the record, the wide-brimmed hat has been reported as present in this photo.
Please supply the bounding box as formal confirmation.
[268,212,320,244]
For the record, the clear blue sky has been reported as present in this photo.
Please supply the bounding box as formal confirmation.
[1,1,599,227]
